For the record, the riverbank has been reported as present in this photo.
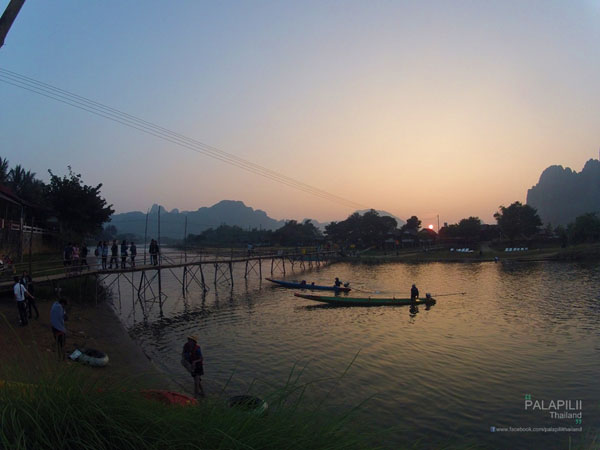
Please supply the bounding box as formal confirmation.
[0,295,173,390]
[348,243,600,263]
[0,298,376,450]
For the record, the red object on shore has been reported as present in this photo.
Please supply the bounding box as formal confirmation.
[140,389,198,406]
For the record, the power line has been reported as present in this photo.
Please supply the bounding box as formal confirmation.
[0,67,368,210]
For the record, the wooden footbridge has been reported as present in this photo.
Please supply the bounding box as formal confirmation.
[0,248,339,314]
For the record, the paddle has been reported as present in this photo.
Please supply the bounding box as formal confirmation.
[431,292,466,297]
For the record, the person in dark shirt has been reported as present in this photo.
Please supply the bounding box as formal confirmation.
[120,240,128,269]
[334,277,342,288]
[109,240,118,269]
[130,242,137,268]
[181,335,204,398]
[410,284,419,301]
[80,243,88,268]
[63,243,73,266]
[21,271,39,319]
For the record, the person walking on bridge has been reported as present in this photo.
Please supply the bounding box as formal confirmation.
[109,240,118,269]
[130,242,137,268]
[101,241,108,270]
[120,240,128,269]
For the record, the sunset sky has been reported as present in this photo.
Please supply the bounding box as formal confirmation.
[1,1,599,226]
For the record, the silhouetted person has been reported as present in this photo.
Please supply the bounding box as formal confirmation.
[63,242,73,267]
[14,276,34,326]
[101,241,108,269]
[334,277,342,288]
[80,243,88,268]
[150,239,159,266]
[130,242,137,268]
[410,284,419,301]
[21,271,38,319]
[181,335,204,398]
[120,240,128,269]
[51,297,67,361]
[109,240,118,269]
[95,241,102,268]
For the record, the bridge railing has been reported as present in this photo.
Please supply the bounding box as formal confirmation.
[0,247,338,282]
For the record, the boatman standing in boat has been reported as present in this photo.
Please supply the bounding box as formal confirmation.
[182,335,205,398]
[410,284,419,301]
[334,277,342,288]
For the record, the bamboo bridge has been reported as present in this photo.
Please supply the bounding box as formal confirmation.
[0,248,340,314]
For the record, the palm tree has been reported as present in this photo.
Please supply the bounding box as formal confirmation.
[0,157,9,184]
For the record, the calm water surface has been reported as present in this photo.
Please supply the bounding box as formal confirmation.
[110,259,600,449]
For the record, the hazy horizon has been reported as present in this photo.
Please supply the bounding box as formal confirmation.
[2,1,599,225]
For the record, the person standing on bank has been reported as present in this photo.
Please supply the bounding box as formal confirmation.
[14,276,34,326]
[182,335,204,398]
[410,284,419,301]
[21,271,39,320]
[130,241,137,268]
[50,297,67,361]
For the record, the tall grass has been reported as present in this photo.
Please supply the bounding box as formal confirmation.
[0,359,379,450]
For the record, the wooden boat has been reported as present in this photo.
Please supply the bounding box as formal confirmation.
[265,278,351,292]
[294,292,435,306]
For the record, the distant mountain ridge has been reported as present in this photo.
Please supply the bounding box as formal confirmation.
[109,201,406,239]
[526,158,600,226]
[110,200,286,239]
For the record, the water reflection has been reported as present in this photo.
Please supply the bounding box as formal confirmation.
[109,260,600,449]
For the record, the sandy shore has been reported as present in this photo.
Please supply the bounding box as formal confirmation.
[0,295,176,390]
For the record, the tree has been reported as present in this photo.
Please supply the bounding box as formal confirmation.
[567,213,600,244]
[273,220,321,246]
[46,167,114,239]
[0,157,9,184]
[457,216,482,240]
[402,216,421,232]
[325,210,397,247]
[8,164,45,205]
[494,202,541,240]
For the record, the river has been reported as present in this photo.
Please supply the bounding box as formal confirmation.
[109,258,600,449]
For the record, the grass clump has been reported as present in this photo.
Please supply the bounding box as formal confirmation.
[0,363,377,450]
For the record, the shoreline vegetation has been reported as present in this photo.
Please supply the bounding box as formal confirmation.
[344,243,600,264]
[0,361,378,450]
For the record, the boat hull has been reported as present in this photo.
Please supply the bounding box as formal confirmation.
[266,278,351,292]
[294,292,435,306]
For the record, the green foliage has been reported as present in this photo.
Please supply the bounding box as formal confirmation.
[273,220,321,246]
[0,157,9,184]
[0,158,45,206]
[494,202,542,240]
[326,210,397,247]
[0,364,375,450]
[46,167,114,240]
[402,215,421,232]
[567,213,600,244]
[457,216,481,240]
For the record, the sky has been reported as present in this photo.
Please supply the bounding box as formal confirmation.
[1,1,599,226]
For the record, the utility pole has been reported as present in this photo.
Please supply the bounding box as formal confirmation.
[0,0,26,49]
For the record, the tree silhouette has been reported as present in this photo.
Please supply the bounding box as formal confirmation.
[494,202,541,240]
